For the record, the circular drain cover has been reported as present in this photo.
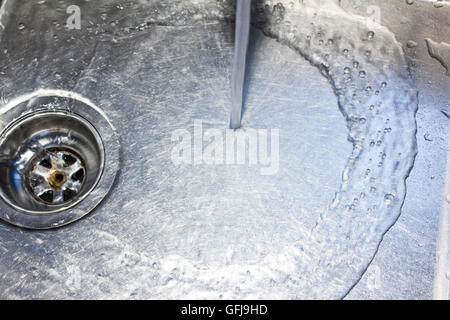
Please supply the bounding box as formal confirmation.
[0,92,119,229]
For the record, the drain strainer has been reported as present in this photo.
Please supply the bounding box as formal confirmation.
[0,92,119,229]
[28,148,86,205]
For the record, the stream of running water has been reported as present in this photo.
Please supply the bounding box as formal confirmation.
[230,0,251,129]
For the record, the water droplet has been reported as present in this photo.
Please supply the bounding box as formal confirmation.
[384,194,395,205]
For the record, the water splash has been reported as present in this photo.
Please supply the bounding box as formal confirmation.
[250,0,418,298]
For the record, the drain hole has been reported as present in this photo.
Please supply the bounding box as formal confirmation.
[39,158,52,169]
[71,168,85,182]
[48,171,67,189]
[27,149,86,205]
[39,190,54,203]
[62,154,77,166]
[63,188,77,202]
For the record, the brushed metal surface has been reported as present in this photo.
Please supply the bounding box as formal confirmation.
[0,0,448,299]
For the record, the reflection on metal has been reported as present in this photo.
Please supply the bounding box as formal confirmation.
[0,94,120,229]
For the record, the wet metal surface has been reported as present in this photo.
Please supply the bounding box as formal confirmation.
[0,93,119,229]
[0,0,449,299]
[339,0,450,300]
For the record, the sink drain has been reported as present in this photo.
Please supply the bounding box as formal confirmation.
[28,148,86,205]
[0,92,120,229]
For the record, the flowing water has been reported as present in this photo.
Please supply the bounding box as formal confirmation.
[0,0,420,299]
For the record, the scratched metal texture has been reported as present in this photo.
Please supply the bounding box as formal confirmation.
[0,0,448,299]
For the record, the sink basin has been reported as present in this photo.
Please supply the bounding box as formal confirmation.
[0,0,448,299]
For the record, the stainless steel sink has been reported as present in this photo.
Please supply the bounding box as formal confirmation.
[0,0,448,299]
